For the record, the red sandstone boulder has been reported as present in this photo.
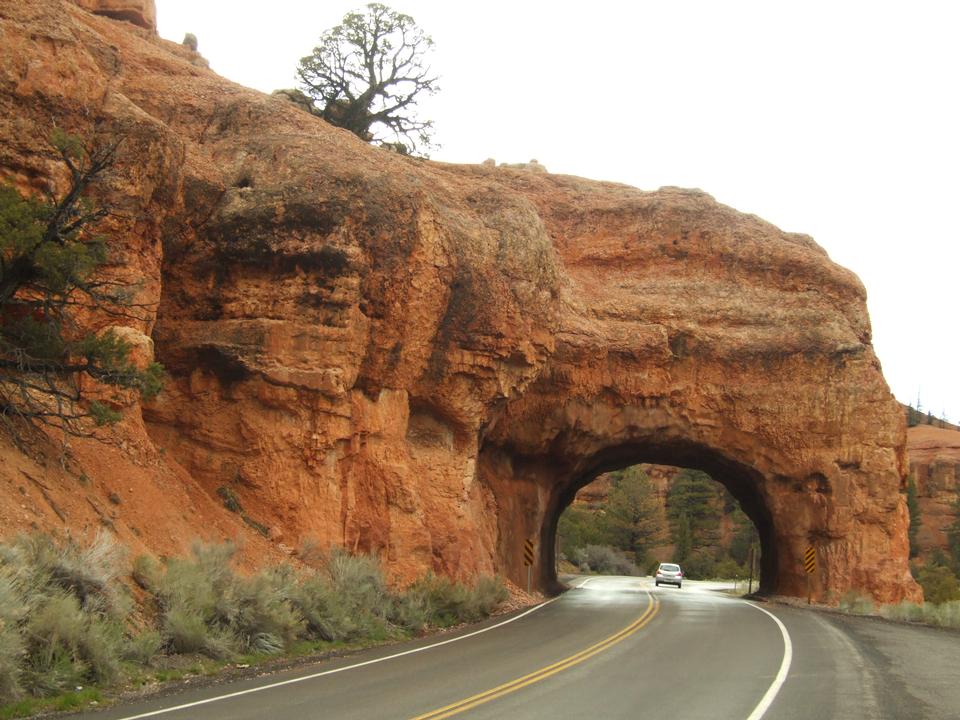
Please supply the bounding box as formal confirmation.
[72,0,155,31]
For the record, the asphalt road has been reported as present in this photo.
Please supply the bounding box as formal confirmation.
[73,576,960,720]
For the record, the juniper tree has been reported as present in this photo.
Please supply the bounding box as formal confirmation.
[0,130,163,435]
[297,3,439,155]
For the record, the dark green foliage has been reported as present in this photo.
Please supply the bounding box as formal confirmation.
[0,131,164,435]
[216,486,242,513]
[680,549,715,580]
[906,404,918,427]
[914,564,960,605]
[666,469,721,551]
[906,476,921,558]
[673,513,692,563]
[557,506,605,558]
[729,513,758,566]
[947,497,960,575]
[297,3,439,155]
[603,467,666,566]
[571,545,638,576]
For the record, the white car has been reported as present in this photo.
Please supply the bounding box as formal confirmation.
[655,562,683,588]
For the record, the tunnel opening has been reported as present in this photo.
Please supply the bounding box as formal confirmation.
[555,463,763,591]
[536,441,778,596]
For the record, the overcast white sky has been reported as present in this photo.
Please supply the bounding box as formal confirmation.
[157,1,958,420]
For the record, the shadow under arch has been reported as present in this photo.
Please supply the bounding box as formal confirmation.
[540,439,777,595]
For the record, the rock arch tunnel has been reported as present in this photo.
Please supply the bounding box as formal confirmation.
[478,360,915,604]
[544,444,776,594]
[145,157,921,605]
[461,182,922,606]
[0,1,920,609]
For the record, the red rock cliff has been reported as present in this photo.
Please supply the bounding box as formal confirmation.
[0,0,920,602]
[908,425,960,557]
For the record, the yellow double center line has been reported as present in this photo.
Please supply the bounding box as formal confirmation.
[410,591,660,720]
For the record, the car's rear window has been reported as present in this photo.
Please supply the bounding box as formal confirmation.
[660,564,680,572]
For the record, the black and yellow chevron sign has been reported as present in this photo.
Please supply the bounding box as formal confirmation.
[803,546,816,574]
[523,539,535,566]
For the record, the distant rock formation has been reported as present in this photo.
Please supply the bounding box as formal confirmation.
[908,425,960,556]
[499,158,548,173]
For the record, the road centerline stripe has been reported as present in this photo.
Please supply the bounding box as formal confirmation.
[409,590,660,720]
[744,602,793,720]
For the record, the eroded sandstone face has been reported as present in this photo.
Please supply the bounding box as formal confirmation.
[0,0,920,602]
[72,0,155,31]
[908,425,960,557]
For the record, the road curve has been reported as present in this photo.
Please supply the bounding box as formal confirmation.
[72,576,959,720]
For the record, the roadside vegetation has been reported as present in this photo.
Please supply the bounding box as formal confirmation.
[837,590,960,631]
[558,466,759,581]
[0,533,507,717]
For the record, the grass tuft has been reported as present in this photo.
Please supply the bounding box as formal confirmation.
[879,599,960,629]
[0,533,509,714]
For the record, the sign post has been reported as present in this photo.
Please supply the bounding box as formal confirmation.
[803,546,816,604]
[523,538,535,593]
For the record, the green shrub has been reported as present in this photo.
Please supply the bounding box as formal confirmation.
[122,630,163,665]
[932,600,960,628]
[18,592,122,696]
[471,576,508,616]
[572,545,638,576]
[882,601,925,623]
[394,573,508,630]
[139,542,304,659]
[0,532,128,619]
[680,549,716,580]
[227,568,303,654]
[711,558,747,580]
[880,600,960,629]
[915,565,960,605]
[390,591,431,634]
[0,533,128,702]
[838,591,875,615]
[322,549,391,639]
[0,533,509,707]
[288,573,352,641]
[406,573,470,627]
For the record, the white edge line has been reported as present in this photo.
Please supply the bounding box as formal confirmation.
[111,597,560,720]
[743,602,793,720]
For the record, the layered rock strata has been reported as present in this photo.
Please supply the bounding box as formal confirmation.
[908,425,960,556]
[0,0,920,602]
